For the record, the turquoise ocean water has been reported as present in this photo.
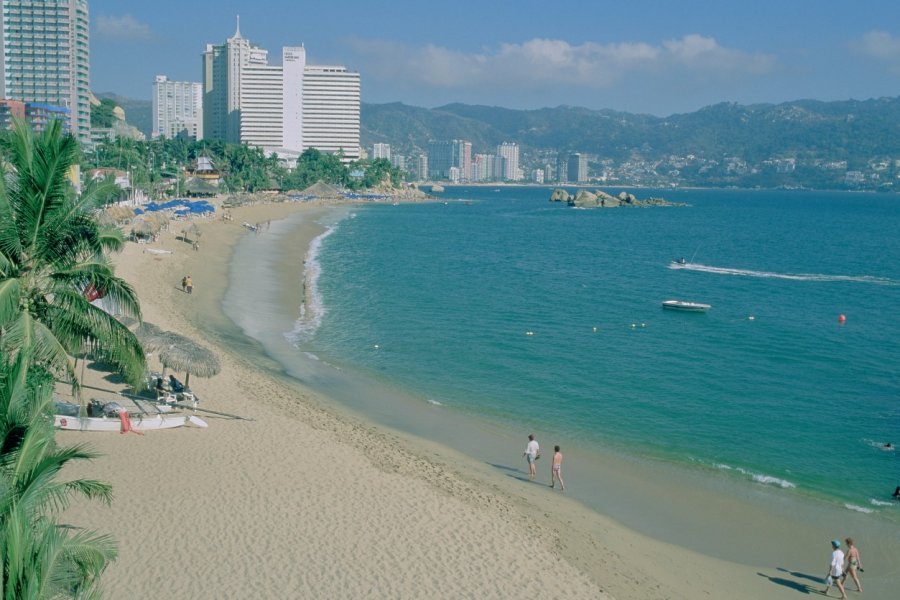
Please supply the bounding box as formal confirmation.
[293,187,899,515]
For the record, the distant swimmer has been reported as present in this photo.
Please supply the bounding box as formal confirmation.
[893,486,900,500]
[884,442,894,450]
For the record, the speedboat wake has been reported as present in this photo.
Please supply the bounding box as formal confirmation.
[669,262,900,286]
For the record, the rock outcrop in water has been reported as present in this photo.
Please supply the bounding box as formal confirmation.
[549,188,685,208]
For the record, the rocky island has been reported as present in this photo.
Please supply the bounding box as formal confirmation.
[549,188,686,208]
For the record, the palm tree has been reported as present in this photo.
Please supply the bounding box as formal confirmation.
[0,119,145,392]
[0,355,117,598]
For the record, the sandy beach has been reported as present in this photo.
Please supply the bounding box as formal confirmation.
[58,199,892,599]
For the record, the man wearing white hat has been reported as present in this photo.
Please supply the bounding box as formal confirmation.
[823,539,847,599]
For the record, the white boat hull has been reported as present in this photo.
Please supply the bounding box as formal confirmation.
[54,413,207,432]
[662,300,711,312]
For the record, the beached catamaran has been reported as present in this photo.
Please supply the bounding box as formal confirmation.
[54,399,207,432]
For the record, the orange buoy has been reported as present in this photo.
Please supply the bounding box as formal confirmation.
[838,314,847,323]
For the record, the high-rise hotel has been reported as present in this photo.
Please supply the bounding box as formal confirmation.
[0,0,91,143]
[202,21,360,161]
[152,76,203,140]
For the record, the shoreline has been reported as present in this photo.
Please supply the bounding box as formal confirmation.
[60,199,897,598]
[220,203,900,575]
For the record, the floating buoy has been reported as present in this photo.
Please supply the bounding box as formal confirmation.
[374,344,380,349]
[748,316,755,321]
[838,314,847,324]
[641,323,646,328]
[592,326,598,332]
[525,331,534,336]
[630,323,636,329]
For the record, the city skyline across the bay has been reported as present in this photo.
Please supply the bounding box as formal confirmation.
[91,0,900,116]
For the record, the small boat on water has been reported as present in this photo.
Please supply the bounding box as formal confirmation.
[662,300,711,312]
[54,400,207,432]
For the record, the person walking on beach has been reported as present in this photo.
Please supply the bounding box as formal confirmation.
[842,537,863,593]
[185,275,193,295]
[823,539,847,599]
[550,445,565,491]
[181,276,187,292]
[524,434,540,480]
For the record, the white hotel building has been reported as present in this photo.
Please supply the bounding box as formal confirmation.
[152,76,203,140]
[202,22,360,161]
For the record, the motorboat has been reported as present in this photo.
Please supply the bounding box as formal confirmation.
[662,300,711,312]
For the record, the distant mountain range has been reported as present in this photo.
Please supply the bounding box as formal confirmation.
[102,93,900,189]
[363,98,900,162]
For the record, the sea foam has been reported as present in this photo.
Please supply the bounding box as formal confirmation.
[286,224,336,346]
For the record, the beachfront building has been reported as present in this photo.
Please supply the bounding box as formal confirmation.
[457,140,472,182]
[497,142,521,181]
[556,154,569,183]
[239,59,283,150]
[428,139,474,180]
[416,154,428,181]
[373,143,391,160]
[390,154,405,172]
[568,152,588,183]
[152,76,203,140]
[532,169,544,183]
[0,0,90,144]
[202,22,359,161]
[202,19,269,144]
[302,65,360,161]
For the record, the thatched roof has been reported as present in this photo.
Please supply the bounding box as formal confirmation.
[98,205,135,226]
[184,176,219,196]
[181,223,202,239]
[297,180,343,198]
[159,340,220,379]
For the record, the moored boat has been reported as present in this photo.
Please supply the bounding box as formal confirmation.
[662,299,711,312]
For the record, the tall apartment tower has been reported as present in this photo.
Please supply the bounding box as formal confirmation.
[373,143,391,160]
[457,140,472,182]
[203,23,359,161]
[240,56,283,150]
[202,18,268,144]
[302,65,360,161]
[0,0,90,143]
[567,152,588,183]
[497,142,520,181]
[152,76,203,140]
[282,46,305,153]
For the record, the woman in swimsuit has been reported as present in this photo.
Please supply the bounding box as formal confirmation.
[550,445,565,491]
[843,537,863,593]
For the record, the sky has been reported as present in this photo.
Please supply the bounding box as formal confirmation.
[90,0,900,116]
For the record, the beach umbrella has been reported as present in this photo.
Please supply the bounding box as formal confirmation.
[130,218,154,238]
[134,322,167,350]
[181,222,202,241]
[156,333,221,388]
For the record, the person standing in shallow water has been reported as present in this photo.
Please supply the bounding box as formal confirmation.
[551,445,565,491]
[523,434,539,480]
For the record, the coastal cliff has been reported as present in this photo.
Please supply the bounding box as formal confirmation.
[550,188,685,208]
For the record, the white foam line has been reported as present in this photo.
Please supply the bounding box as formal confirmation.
[845,504,874,514]
[286,224,336,346]
[670,262,899,286]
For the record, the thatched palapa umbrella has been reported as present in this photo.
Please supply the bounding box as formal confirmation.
[181,222,202,242]
[156,333,221,389]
